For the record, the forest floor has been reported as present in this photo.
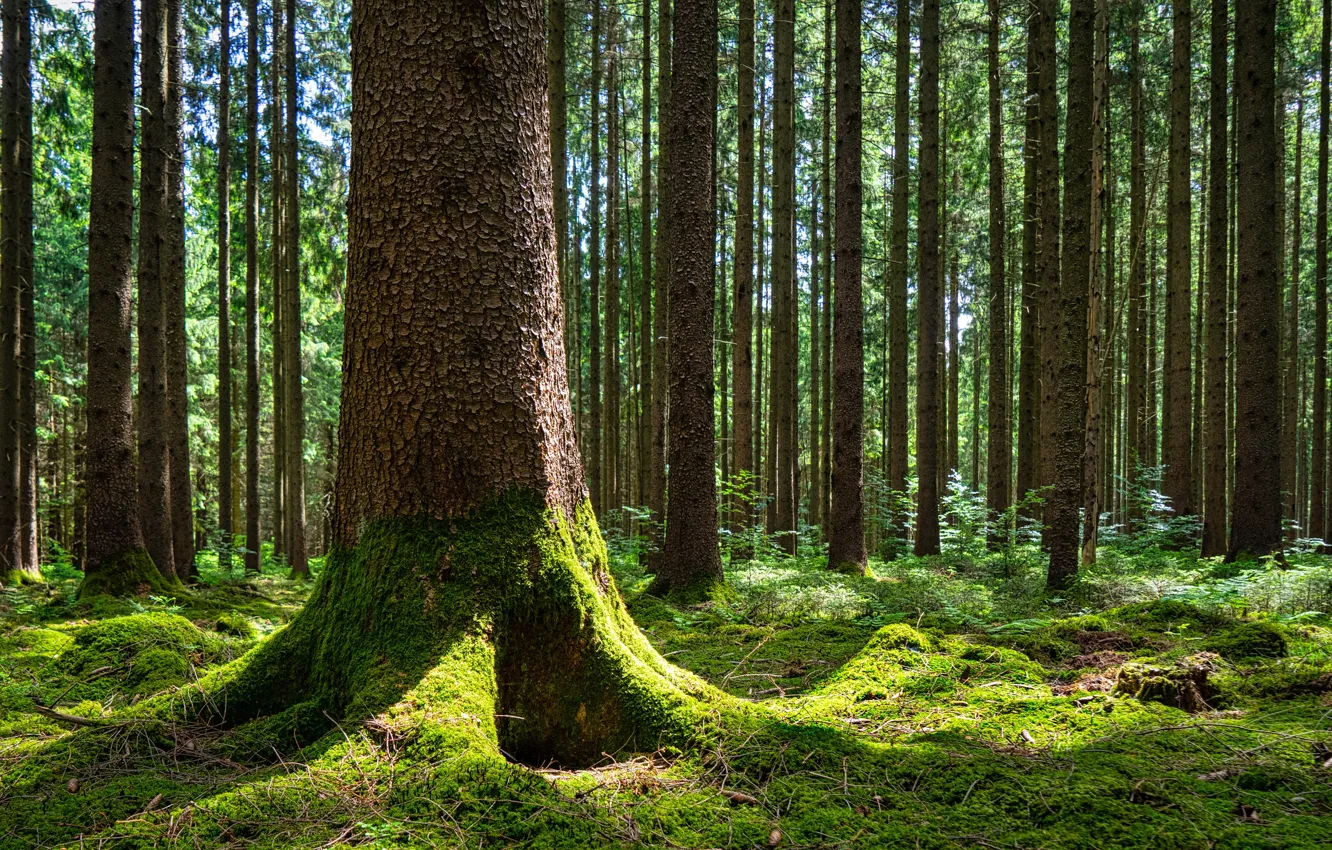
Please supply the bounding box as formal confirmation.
[4,526,1332,849]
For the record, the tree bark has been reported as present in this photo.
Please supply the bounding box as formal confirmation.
[245,0,261,574]
[283,0,307,576]
[1228,0,1281,560]
[1284,99,1304,540]
[888,0,910,550]
[915,0,941,557]
[549,0,568,376]
[1016,8,1039,510]
[1082,0,1108,566]
[80,0,162,594]
[985,0,1009,542]
[589,0,602,516]
[137,0,176,582]
[1163,0,1194,518]
[605,40,621,516]
[1203,0,1230,556]
[733,0,754,532]
[821,0,832,531]
[1035,0,1059,511]
[217,0,234,571]
[0,0,28,580]
[1314,0,1330,542]
[9,0,35,577]
[639,0,653,525]
[771,0,796,554]
[269,0,285,558]
[652,0,725,597]
[1127,9,1146,511]
[647,0,670,573]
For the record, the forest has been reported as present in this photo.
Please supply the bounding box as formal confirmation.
[0,0,1329,844]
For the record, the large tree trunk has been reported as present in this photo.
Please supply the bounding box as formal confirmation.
[137,0,176,582]
[1228,0,1281,560]
[1082,0,1108,566]
[1203,0,1230,556]
[732,0,754,535]
[80,0,163,595]
[549,0,567,374]
[11,0,35,577]
[915,0,941,556]
[1016,8,1039,512]
[0,0,26,581]
[206,0,711,768]
[217,0,234,572]
[985,0,1010,542]
[1035,0,1059,520]
[772,0,796,554]
[820,0,832,532]
[829,0,866,572]
[1163,0,1194,518]
[283,0,307,576]
[244,0,262,574]
[887,0,910,552]
[1049,0,1093,587]
[647,0,670,574]
[1314,0,1330,542]
[165,0,194,579]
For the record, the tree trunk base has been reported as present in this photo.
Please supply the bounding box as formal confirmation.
[179,492,714,768]
[78,548,170,598]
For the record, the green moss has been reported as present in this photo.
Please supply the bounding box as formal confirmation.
[2,567,42,586]
[77,547,169,598]
[212,611,256,638]
[1205,620,1290,659]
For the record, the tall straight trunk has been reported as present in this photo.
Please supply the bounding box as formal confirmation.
[1083,0,1108,565]
[0,0,28,579]
[915,0,941,556]
[165,0,194,578]
[755,82,766,508]
[1051,0,1094,586]
[639,0,653,520]
[733,0,754,521]
[589,0,602,515]
[269,0,285,557]
[1229,0,1281,560]
[1285,100,1304,539]
[245,0,261,573]
[1035,0,1059,504]
[1203,0,1230,555]
[985,0,1010,538]
[218,0,234,570]
[653,0,724,597]
[809,153,821,527]
[771,0,796,553]
[1193,120,1206,516]
[283,0,307,576]
[1164,0,1194,517]
[549,0,568,372]
[647,0,669,570]
[605,44,621,515]
[10,0,34,575]
[1314,0,1330,541]
[971,297,981,488]
[137,0,176,581]
[80,0,164,594]
[820,0,832,531]
[1016,9,1039,507]
[830,0,867,571]
[1127,10,1146,505]
[1148,233,1159,470]
[948,233,960,479]
[887,0,910,540]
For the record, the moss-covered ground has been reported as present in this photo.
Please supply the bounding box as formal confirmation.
[5,533,1332,849]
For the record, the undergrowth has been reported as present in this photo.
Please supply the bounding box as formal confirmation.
[3,515,1332,849]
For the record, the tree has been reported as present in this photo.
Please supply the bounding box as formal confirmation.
[733,0,755,522]
[80,0,165,595]
[217,0,234,571]
[1126,7,1147,513]
[1016,6,1039,509]
[985,0,1001,543]
[283,0,307,576]
[772,0,797,553]
[1203,0,1229,556]
[604,32,621,515]
[1082,0,1108,565]
[1313,0,1330,541]
[647,0,670,574]
[137,0,177,582]
[887,0,910,548]
[589,0,602,516]
[1228,0,1281,560]
[1284,98,1304,539]
[1164,0,1193,518]
[915,0,941,557]
[830,0,867,572]
[820,0,833,530]
[651,0,725,598]
[269,0,285,558]
[204,0,709,767]
[638,0,653,523]
[1049,0,1093,587]
[245,0,261,574]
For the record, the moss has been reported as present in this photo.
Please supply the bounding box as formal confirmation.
[1111,599,1231,632]
[77,547,170,598]
[2,567,42,587]
[1205,620,1290,660]
[212,611,256,638]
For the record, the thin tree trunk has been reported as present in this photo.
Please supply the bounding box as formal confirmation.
[986,0,1010,542]
[1083,0,1108,565]
[648,0,669,571]
[1127,9,1146,512]
[217,0,234,570]
[915,0,942,557]
[1164,0,1194,517]
[639,0,653,523]
[653,0,724,597]
[820,0,832,532]
[283,0,307,576]
[809,147,821,529]
[8,0,35,576]
[1285,99,1304,539]
[1148,231,1159,471]
[1036,0,1060,508]
[888,0,910,547]
[550,0,568,379]
[733,0,754,533]
[1314,0,1330,542]
[1228,0,1281,560]
[772,0,796,554]
[1017,7,1039,511]
[589,0,602,516]
[245,0,261,573]
[270,0,285,558]
[830,0,867,571]
[605,40,621,516]
[1203,0,1230,555]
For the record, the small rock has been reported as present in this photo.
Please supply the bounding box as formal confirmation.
[66,779,79,793]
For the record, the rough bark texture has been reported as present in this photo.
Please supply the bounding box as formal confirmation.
[647,0,669,574]
[1049,0,1093,588]
[137,0,176,582]
[1126,11,1147,512]
[549,0,567,368]
[245,0,261,574]
[269,0,286,558]
[1164,0,1193,518]
[771,0,796,554]
[652,0,724,598]
[1228,0,1281,560]
[217,0,233,571]
[638,0,652,524]
[80,0,162,595]
[201,0,712,769]
[1083,0,1107,566]
[0,0,25,580]
[166,0,194,578]
[1203,0,1230,556]
[829,0,866,572]
[1284,100,1303,540]
[281,0,306,576]
[888,0,910,547]
[1016,8,1039,509]
[1035,0,1059,508]
[604,43,620,515]
[9,0,36,578]
[820,0,832,531]
[588,0,602,516]
[915,0,941,557]
[986,0,1009,538]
